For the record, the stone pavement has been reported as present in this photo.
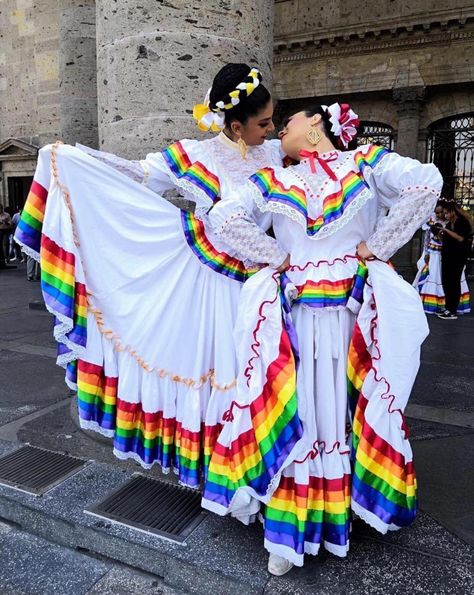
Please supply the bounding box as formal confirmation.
[0,263,473,594]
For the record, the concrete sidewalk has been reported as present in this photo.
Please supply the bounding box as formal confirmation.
[0,263,473,594]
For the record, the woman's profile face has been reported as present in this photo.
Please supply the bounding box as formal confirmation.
[435,207,445,220]
[444,208,455,221]
[237,100,275,146]
[278,111,320,159]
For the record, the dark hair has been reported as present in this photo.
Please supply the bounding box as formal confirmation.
[443,201,473,230]
[209,63,271,126]
[304,105,359,150]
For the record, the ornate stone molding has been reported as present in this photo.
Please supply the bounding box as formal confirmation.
[274,22,474,64]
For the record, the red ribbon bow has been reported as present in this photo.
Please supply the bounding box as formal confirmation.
[299,150,338,181]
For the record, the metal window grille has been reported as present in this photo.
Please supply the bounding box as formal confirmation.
[357,122,395,150]
[426,114,474,212]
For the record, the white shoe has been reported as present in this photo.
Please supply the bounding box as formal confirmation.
[268,553,294,576]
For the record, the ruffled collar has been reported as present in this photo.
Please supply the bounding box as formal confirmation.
[217,131,241,152]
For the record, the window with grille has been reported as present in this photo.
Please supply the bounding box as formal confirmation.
[426,114,474,212]
[357,122,394,150]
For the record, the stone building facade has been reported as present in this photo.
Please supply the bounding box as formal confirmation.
[1,0,473,269]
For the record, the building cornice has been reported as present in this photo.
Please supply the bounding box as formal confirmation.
[274,15,474,63]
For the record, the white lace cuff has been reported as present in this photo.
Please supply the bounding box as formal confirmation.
[366,186,440,261]
[219,213,287,269]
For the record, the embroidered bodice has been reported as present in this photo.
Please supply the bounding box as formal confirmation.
[77,134,285,272]
[209,144,443,305]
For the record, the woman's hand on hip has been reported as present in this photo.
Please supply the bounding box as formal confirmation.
[276,254,291,273]
[356,241,376,262]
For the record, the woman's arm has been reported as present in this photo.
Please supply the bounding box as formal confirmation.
[209,193,289,270]
[76,144,175,194]
[363,154,443,261]
[440,227,466,243]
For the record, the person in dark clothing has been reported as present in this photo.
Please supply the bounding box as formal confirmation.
[438,201,472,319]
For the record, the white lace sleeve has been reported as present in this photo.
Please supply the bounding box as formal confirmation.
[367,187,440,261]
[209,193,287,268]
[220,214,288,269]
[364,153,442,261]
[75,144,174,194]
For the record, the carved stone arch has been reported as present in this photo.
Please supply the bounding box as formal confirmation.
[421,92,474,130]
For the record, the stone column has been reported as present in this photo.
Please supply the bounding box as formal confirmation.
[96,1,274,158]
[59,0,99,148]
[392,86,426,278]
[393,86,425,158]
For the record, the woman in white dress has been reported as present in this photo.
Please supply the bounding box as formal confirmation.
[203,103,442,575]
[14,64,285,488]
[414,201,471,315]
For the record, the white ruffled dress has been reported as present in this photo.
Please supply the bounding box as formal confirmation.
[413,219,470,314]
[14,133,282,488]
[202,144,442,565]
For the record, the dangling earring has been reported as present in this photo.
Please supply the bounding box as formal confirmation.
[237,137,248,159]
[306,126,322,147]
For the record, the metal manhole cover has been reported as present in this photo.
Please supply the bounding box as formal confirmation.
[0,445,87,496]
[86,474,206,543]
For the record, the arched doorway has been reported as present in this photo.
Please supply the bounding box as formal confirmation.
[426,114,474,212]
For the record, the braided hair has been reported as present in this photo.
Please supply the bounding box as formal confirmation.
[209,63,271,126]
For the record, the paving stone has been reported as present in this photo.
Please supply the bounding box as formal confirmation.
[86,567,176,595]
[0,528,108,595]
[263,537,473,595]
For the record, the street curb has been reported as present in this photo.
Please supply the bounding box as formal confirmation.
[0,443,268,595]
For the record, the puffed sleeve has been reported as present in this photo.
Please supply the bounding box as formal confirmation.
[363,151,443,261]
[75,144,175,194]
[209,189,287,269]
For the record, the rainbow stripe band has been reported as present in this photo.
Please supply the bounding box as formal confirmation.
[354,144,389,174]
[420,292,444,313]
[40,235,87,349]
[249,146,389,238]
[77,360,222,487]
[180,211,257,282]
[162,141,220,203]
[458,292,470,313]
[78,360,117,433]
[204,327,303,509]
[348,321,418,527]
[16,180,48,256]
[293,262,368,309]
[263,473,351,554]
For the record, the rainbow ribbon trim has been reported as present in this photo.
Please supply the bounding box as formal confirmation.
[417,264,429,290]
[40,235,88,350]
[180,211,257,282]
[249,145,389,237]
[420,292,444,314]
[458,292,470,314]
[77,360,222,488]
[347,321,418,528]
[162,141,220,203]
[15,180,48,256]
[203,326,303,509]
[294,263,368,309]
[263,473,351,555]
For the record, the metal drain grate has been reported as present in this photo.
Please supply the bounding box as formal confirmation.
[86,474,206,543]
[0,445,87,496]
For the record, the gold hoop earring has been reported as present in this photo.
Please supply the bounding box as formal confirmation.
[237,137,248,159]
[306,127,322,146]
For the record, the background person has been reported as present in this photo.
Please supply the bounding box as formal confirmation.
[438,201,472,319]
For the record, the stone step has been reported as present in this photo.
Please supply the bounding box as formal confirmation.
[0,439,472,595]
[0,440,269,595]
